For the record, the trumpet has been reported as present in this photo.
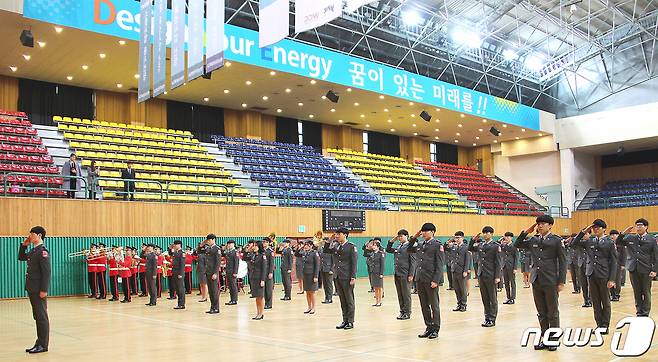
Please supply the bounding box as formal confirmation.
[68,247,111,258]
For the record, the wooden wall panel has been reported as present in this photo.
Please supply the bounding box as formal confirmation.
[601,162,658,184]
[321,124,363,151]
[322,124,340,150]
[260,114,276,141]
[223,108,275,140]
[95,90,166,128]
[0,198,574,237]
[0,75,19,112]
[400,137,430,162]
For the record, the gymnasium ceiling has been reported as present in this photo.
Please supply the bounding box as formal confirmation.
[0,10,543,148]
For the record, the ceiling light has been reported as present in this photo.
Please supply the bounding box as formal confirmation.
[298,102,304,106]
[338,119,344,123]
[9,66,17,72]
[269,71,276,76]
[163,91,167,95]
[99,53,106,59]
[241,103,248,108]
[411,114,416,117]
[435,108,441,111]
[285,88,291,93]
[245,81,252,85]
[515,137,520,140]
[66,75,73,81]
[37,41,46,48]
[521,128,526,132]
[54,26,63,33]
[456,132,461,136]
[460,114,465,118]
[321,95,327,100]
[478,128,483,132]
[379,95,385,99]
[434,128,439,132]
[434,136,439,140]
[538,133,543,136]
[454,140,459,143]
[203,97,209,102]
[503,49,517,61]
[118,40,126,45]
[346,88,352,92]
[23,54,31,61]
[309,114,314,118]
[493,140,498,143]
[360,114,365,118]
[116,83,123,88]
[502,124,507,128]
[412,124,416,127]
[476,136,480,140]
[402,10,422,26]
[384,108,389,112]
[499,132,503,135]
[452,29,482,48]
[330,108,336,112]
[390,128,395,132]
[413,132,418,136]
[310,79,317,84]
[409,102,414,106]
[225,61,232,67]
[354,102,359,106]
[458,124,462,127]
[223,89,230,94]
[473,143,477,146]
[262,96,269,101]
[525,55,545,71]
[82,65,89,70]
[482,119,488,123]
[133,73,139,78]
[365,124,370,128]
[276,109,282,113]
[435,119,440,123]
[387,119,392,123]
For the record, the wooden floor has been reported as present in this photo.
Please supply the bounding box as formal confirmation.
[1,275,656,361]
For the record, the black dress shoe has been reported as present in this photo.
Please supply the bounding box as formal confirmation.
[25,345,38,353]
[396,313,405,319]
[572,290,580,294]
[322,300,332,304]
[120,299,130,303]
[418,329,432,338]
[459,307,467,312]
[428,331,438,339]
[446,288,454,291]
[411,290,418,294]
[206,309,219,314]
[343,323,353,330]
[264,305,272,310]
[281,297,290,301]
[504,299,515,305]
[399,314,410,320]
[225,301,237,305]
[28,345,47,354]
[534,342,548,350]
[145,303,156,306]
[252,315,264,320]
[198,299,207,302]
[139,293,147,297]
[173,306,185,310]
[297,291,305,295]
[336,321,347,329]
[167,297,176,300]
[611,297,619,302]
[599,327,609,335]
[87,295,96,298]
[109,298,118,302]
[582,302,592,307]
[547,345,558,351]
[452,306,462,311]
[481,320,495,327]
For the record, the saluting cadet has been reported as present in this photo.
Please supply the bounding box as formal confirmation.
[569,219,618,332]
[617,218,658,317]
[519,248,531,288]
[468,226,502,327]
[363,240,375,293]
[565,234,581,294]
[223,240,240,305]
[323,227,358,330]
[386,229,416,320]
[408,223,444,340]
[171,240,186,310]
[278,240,294,301]
[515,215,567,352]
[205,234,221,314]
[19,226,50,354]
[184,246,194,294]
[501,232,518,305]
[448,231,471,312]
[609,230,626,301]
[318,239,335,304]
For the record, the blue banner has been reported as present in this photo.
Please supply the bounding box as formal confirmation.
[152,0,166,96]
[23,0,540,129]
[170,0,186,89]
[137,0,151,102]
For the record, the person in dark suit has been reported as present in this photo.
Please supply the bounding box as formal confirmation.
[205,234,221,314]
[386,229,416,319]
[121,162,136,201]
[569,219,618,332]
[363,241,374,293]
[250,241,268,320]
[468,226,502,327]
[447,231,471,312]
[18,226,51,354]
[501,232,518,305]
[223,240,240,305]
[296,240,320,314]
[617,218,658,316]
[62,153,82,198]
[515,215,567,351]
[318,240,335,304]
[278,240,294,301]
[368,240,385,307]
[323,227,358,330]
[408,223,444,340]
[171,240,186,309]
[194,242,208,302]
[609,230,626,301]
[263,237,275,309]
[144,244,158,306]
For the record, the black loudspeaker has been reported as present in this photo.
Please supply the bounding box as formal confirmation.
[326,90,339,103]
[20,30,34,48]
[202,72,212,80]
[489,126,500,136]
[420,110,431,122]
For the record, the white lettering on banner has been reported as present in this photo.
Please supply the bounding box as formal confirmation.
[462,92,473,113]
[433,85,446,106]
[348,61,383,91]
[393,74,409,97]
[447,89,460,109]
[265,46,333,79]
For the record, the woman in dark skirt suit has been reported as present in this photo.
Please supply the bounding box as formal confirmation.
[251,241,268,320]
[294,242,305,294]
[296,240,320,314]
[368,241,386,307]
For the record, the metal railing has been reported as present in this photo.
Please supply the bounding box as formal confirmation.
[165,181,233,204]
[388,196,481,214]
[245,186,386,209]
[586,195,658,210]
[549,206,570,218]
[476,201,545,216]
[1,172,87,197]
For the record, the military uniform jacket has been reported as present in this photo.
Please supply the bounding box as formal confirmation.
[172,249,185,277]
[145,253,158,277]
[323,240,358,280]
[319,248,335,273]
[566,245,579,266]
[18,243,51,294]
[615,242,627,268]
[363,245,373,270]
[501,243,518,270]
[301,249,320,276]
[515,232,567,286]
[223,249,240,276]
[408,237,445,284]
[617,233,658,274]
[445,242,456,266]
[205,244,221,275]
[450,243,471,274]
[195,246,208,274]
[386,241,417,277]
[252,252,269,284]
[265,247,275,275]
[468,239,502,279]
[571,232,618,281]
[280,247,293,272]
[369,250,385,276]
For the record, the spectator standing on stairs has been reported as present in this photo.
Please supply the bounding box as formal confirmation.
[62,153,82,199]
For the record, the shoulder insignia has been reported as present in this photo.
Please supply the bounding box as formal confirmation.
[440,245,444,252]
[42,250,49,258]
[498,246,501,252]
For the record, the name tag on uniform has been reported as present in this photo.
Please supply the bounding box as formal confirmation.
[628,242,634,245]
[532,244,539,248]
[589,246,595,249]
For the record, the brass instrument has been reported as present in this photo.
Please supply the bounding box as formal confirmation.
[68,247,111,258]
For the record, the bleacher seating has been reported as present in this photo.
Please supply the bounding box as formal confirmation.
[328,149,476,213]
[215,136,385,210]
[0,110,66,197]
[415,161,541,216]
[592,178,658,209]
[55,116,257,205]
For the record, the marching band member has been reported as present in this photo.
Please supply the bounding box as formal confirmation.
[86,244,98,298]
[94,242,108,300]
[107,246,120,301]
[165,249,175,300]
[119,247,133,303]
[130,247,139,295]
[184,246,194,294]
[137,244,147,297]
[155,246,164,298]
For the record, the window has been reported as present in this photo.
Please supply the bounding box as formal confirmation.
[297,121,304,145]
[362,131,369,153]
[430,143,437,162]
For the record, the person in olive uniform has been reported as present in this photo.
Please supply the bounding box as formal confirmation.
[386,229,416,319]
[278,239,294,301]
[144,244,158,306]
[363,241,375,293]
[205,234,221,314]
[295,241,305,294]
[263,238,275,309]
[574,235,592,308]
[566,234,581,294]
[501,232,518,305]
[323,227,358,330]
[251,241,269,320]
[515,215,567,352]
[19,226,51,354]
[223,240,240,305]
[445,237,455,290]
[519,248,531,288]
[171,240,186,309]
[468,226,502,327]
[297,240,320,314]
[447,231,471,312]
[609,230,626,301]
[368,240,385,307]
[194,242,209,302]
[318,240,335,304]
[569,219,618,332]
[617,218,658,317]
[408,223,445,340]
